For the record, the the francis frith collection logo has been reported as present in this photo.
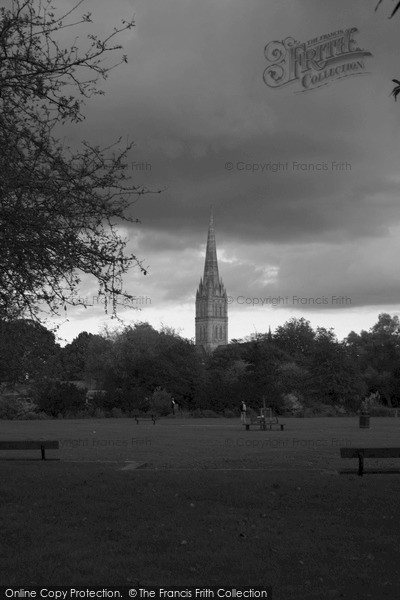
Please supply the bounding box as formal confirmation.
[263,27,372,92]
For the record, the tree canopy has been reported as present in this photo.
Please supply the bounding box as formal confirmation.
[2,314,400,415]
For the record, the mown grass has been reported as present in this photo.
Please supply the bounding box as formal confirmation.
[1,418,400,599]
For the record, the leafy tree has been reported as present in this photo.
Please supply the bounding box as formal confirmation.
[370,313,400,337]
[347,314,400,406]
[274,318,316,359]
[278,361,309,399]
[62,332,97,380]
[0,0,152,321]
[236,339,286,412]
[111,323,201,406]
[309,327,366,410]
[84,335,114,386]
[0,319,60,384]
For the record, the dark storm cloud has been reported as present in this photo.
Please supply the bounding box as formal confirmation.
[53,0,400,340]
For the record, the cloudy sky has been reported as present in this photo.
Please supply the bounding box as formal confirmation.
[48,0,400,344]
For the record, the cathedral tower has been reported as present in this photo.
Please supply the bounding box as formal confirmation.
[195,209,228,352]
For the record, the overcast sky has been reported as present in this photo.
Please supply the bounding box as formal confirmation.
[46,0,400,344]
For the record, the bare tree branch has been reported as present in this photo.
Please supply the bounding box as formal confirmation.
[0,0,155,320]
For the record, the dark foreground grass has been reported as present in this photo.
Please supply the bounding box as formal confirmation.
[1,460,400,600]
[2,418,400,599]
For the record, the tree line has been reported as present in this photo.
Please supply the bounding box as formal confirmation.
[0,314,399,417]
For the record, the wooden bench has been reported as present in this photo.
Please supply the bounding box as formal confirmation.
[244,416,285,431]
[340,447,400,476]
[133,414,158,425]
[264,422,285,431]
[0,440,59,460]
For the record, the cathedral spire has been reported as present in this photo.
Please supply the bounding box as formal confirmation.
[203,205,220,288]
[195,209,228,352]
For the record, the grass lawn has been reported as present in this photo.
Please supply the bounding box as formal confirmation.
[1,417,400,599]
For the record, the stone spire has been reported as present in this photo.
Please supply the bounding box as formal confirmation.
[195,208,228,352]
[203,206,220,288]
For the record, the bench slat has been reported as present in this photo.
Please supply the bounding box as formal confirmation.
[0,441,59,450]
[134,415,158,424]
[244,423,285,431]
[341,447,400,459]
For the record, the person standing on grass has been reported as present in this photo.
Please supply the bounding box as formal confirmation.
[240,401,247,424]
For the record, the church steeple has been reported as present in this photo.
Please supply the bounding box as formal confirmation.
[195,209,228,352]
[203,206,220,288]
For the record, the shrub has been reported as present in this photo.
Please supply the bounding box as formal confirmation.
[190,408,202,418]
[74,410,91,418]
[34,381,87,416]
[301,408,313,418]
[360,391,380,413]
[369,405,395,417]
[282,393,304,416]
[110,407,125,418]
[149,388,172,416]
[0,396,22,419]
[93,408,106,418]
[223,409,236,418]
[0,395,40,419]
[175,409,192,419]
[201,409,220,418]
[22,411,51,420]
[318,404,337,417]
[191,408,220,418]
[64,410,76,419]
[86,390,107,409]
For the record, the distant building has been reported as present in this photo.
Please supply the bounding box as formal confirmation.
[195,209,228,352]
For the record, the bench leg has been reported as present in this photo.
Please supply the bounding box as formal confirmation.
[358,452,364,477]
[280,424,284,431]
[245,424,249,431]
[41,445,46,460]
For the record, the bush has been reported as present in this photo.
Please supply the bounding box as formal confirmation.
[282,393,304,415]
[93,408,106,418]
[190,408,202,418]
[0,396,22,419]
[110,407,125,418]
[369,405,395,417]
[34,381,87,416]
[63,410,77,419]
[334,404,348,416]
[89,389,122,413]
[0,395,40,419]
[318,404,337,417]
[191,408,220,418]
[149,388,172,416]
[22,411,51,420]
[223,409,236,418]
[202,409,220,418]
[174,409,192,419]
[74,410,92,418]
